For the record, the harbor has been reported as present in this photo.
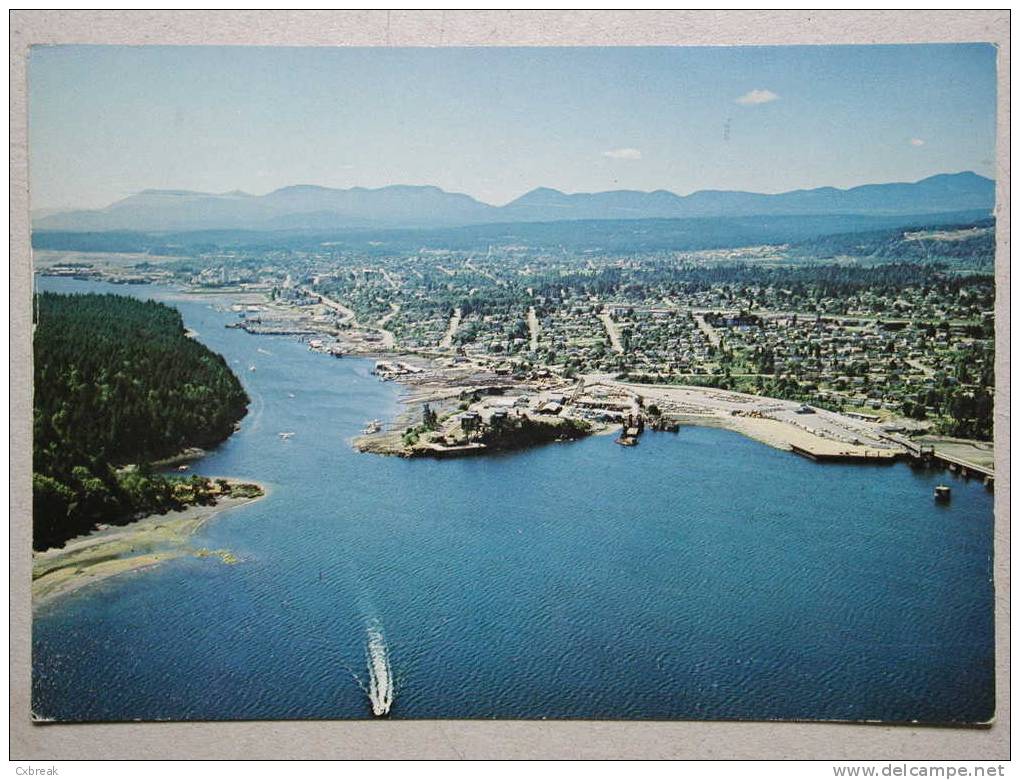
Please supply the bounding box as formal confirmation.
[347,362,997,488]
[31,277,995,725]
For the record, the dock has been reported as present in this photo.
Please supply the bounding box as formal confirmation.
[881,431,994,482]
[790,445,900,463]
[928,451,994,480]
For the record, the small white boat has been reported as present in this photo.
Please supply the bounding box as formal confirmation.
[279,431,295,440]
[249,364,257,372]
[361,420,382,435]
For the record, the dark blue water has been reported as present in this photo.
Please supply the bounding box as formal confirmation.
[32,279,995,723]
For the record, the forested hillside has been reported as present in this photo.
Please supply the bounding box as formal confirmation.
[790,219,995,267]
[31,210,992,256]
[32,293,250,550]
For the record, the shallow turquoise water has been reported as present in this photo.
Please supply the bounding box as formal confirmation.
[32,279,995,722]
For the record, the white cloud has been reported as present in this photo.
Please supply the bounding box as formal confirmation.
[602,147,642,160]
[735,89,779,105]
[910,138,926,146]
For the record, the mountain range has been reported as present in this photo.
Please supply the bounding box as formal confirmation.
[33,171,995,233]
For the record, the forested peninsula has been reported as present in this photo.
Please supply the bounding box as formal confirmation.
[32,292,256,550]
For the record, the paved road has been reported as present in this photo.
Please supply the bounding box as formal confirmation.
[599,309,624,353]
[439,307,462,349]
[300,287,356,323]
[378,303,400,328]
[693,314,721,348]
[303,286,395,348]
[528,306,541,352]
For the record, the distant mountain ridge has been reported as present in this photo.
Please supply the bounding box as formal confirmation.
[34,172,995,233]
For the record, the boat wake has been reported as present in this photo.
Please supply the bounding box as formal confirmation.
[326,572,397,717]
[353,624,394,717]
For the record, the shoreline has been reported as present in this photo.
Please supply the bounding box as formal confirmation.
[32,479,268,609]
[351,364,599,458]
[608,379,908,461]
[349,356,909,463]
[49,276,982,470]
[666,411,858,455]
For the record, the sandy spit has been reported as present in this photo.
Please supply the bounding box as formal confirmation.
[32,482,267,608]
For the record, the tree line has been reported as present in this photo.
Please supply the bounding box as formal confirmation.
[32,292,250,550]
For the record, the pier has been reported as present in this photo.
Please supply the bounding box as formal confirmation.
[789,445,900,463]
[882,432,994,482]
[929,451,995,481]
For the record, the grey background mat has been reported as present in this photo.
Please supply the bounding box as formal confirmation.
[8,10,1010,760]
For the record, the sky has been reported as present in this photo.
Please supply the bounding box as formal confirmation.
[28,44,997,211]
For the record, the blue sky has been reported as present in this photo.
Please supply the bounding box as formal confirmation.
[29,44,997,210]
